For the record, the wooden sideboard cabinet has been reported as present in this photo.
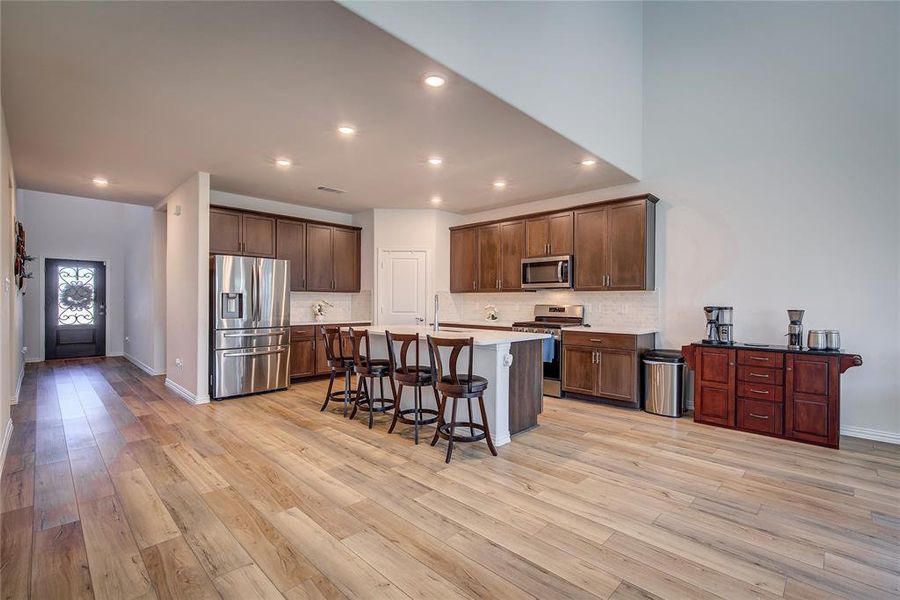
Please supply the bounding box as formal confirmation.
[683,343,862,448]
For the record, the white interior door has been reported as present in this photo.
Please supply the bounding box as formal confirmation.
[378,250,427,325]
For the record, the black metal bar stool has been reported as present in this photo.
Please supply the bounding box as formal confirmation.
[385,331,440,444]
[427,335,498,463]
[319,326,358,416]
[349,328,397,429]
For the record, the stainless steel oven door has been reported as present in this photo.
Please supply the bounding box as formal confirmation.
[522,255,573,289]
[213,344,290,399]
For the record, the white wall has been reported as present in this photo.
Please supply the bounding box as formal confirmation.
[165,173,210,403]
[210,190,354,226]
[370,208,461,324]
[18,190,158,364]
[455,2,900,439]
[0,107,16,459]
[122,206,166,374]
[343,0,644,178]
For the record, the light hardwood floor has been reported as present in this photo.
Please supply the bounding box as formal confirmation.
[1,357,898,599]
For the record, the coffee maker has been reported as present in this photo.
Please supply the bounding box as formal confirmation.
[786,309,805,350]
[703,306,734,344]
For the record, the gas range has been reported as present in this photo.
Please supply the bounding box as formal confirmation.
[512,305,584,339]
[512,305,584,398]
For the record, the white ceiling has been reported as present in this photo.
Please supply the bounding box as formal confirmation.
[1,1,634,213]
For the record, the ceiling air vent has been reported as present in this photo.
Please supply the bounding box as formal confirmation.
[316,185,346,194]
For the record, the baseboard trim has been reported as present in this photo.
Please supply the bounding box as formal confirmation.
[164,378,210,405]
[12,367,24,405]
[0,419,13,478]
[124,353,165,376]
[841,426,900,445]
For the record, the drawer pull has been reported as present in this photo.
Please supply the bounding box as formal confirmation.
[589,339,605,343]
[749,373,770,378]
[749,357,769,362]
[749,413,770,420]
[750,388,770,395]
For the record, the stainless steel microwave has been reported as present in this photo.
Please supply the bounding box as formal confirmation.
[521,255,573,289]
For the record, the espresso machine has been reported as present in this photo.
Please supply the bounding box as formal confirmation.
[703,306,734,344]
[786,309,805,350]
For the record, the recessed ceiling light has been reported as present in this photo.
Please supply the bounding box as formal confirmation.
[427,156,443,166]
[92,177,109,187]
[424,74,446,88]
[337,125,356,136]
[493,180,507,189]
[581,158,597,166]
[275,158,292,168]
[431,195,442,204]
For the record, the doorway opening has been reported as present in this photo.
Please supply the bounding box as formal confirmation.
[44,258,107,359]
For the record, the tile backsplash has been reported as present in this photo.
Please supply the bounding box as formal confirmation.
[438,290,660,330]
[290,291,372,322]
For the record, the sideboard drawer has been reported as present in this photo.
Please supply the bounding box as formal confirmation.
[737,365,784,386]
[737,350,784,368]
[737,398,782,435]
[738,381,783,402]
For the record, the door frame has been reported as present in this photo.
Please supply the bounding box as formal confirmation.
[375,247,430,326]
[38,255,114,361]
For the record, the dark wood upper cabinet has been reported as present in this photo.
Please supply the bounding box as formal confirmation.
[499,220,525,290]
[241,214,276,258]
[451,195,656,293]
[575,198,655,291]
[526,211,573,258]
[276,220,306,291]
[450,228,477,293]
[607,202,650,290]
[476,224,500,291]
[305,224,334,292]
[573,206,609,290]
[332,228,360,292]
[209,208,243,255]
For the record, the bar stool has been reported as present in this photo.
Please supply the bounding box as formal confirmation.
[427,335,498,463]
[319,326,357,417]
[385,331,440,444]
[349,328,397,429]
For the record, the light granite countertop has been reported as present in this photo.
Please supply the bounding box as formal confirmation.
[290,319,372,326]
[561,325,658,335]
[366,325,549,346]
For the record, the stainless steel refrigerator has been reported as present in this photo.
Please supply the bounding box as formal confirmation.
[210,255,290,399]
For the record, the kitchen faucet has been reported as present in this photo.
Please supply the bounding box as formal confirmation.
[433,293,440,332]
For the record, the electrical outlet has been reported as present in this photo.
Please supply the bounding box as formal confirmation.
[175,358,183,369]
[124,336,130,342]
[21,346,27,355]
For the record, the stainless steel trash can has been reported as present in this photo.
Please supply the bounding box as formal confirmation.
[643,350,685,417]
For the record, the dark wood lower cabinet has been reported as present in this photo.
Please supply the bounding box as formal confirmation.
[683,343,862,448]
[289,327,316,378]
[291,323,370,380]
[561,331,654,409]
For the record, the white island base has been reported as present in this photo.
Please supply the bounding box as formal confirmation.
[362,326,549,447]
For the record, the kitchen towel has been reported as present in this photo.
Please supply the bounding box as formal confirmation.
[542,337,556,363]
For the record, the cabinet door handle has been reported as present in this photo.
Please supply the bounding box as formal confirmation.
[749,373,769,378]
[749,413,769,419]
[750,388,769,395]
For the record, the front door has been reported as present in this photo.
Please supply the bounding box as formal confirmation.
[378,249,427,325]
[45,258,106,359]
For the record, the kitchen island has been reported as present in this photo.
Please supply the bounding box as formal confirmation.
[363,326,550,446]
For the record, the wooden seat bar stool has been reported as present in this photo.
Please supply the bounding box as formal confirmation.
[319,326,358,416]
[349,328,397,429]
[427,335,498,463]
[385,331,440,444]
